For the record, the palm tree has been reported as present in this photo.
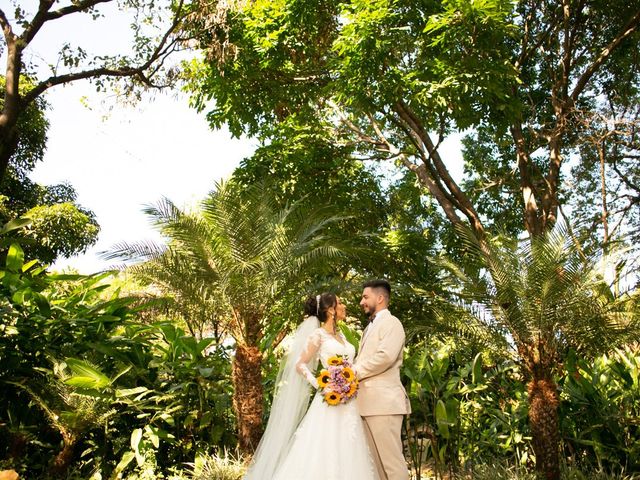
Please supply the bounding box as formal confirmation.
[432,225,639,480]
[108,181,342,452]
[10,359,118,477]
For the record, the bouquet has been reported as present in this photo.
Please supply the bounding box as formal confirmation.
[316,355,359,406]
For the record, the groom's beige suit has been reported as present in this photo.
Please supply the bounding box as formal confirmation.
[355,309,411,480]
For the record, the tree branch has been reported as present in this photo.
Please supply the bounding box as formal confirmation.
[393,100,485,236]
[400,159,464,226]
[0,8,21,134]
[510,120,542,235]
[335,112,385,148]
[611,157,640,193]
[20,1,55,47]
[516,3,563,70]
[570,9,640,103]
[560,0,573,99]
[389,111,465,214]
[22,0,185,107]
[0,8,15,44]
[23,66,139,105]
[44,0,113,21]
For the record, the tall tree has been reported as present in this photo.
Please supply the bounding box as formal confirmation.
[180,1,640,476]
[0,0,188,183]
[433,226,640,479]
[569,95,640,265]
[108,180,343,452]
[182,0,640,242]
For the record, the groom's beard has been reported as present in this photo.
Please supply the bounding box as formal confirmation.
[362,305,375,321]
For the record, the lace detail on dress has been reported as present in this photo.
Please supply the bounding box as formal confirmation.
[315,328,356,367]
[296,329,323,387]
[307,328,323,349]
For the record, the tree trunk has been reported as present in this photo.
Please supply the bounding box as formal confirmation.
[510,122,543,237]
[0,129,19,184]
[0,29,23,185]
[543,135,562,232]
[598,139,609,247]
[527,375,560,480]
[232,343,264,453]
[392,101,487,242]
[48,431,77,477]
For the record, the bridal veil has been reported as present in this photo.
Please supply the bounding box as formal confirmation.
[243,315,319,480]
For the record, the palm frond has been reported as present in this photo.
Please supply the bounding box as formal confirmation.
[101,240,167,263]
[112,180,344,346]
[434,224,640,369]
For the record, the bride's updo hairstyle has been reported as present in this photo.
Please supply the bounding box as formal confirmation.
[303,293,337,323]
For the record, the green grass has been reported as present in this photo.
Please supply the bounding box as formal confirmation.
[167,454,640,480]
[411,462,640,480]
[187,451,247,480]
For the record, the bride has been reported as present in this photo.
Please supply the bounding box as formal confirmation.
[244,292,379,480]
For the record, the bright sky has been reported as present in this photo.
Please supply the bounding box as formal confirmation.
[10,1,464,274]
[31,85,255,273]
[12,1,256,273]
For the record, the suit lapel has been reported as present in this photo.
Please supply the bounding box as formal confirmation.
[359,310,386,353]
[359,323,372,354]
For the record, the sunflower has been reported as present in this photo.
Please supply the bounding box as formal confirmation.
[342,367,355,382]
[325,391,342,405]
[317,370,331,388]
[328,356,343,366]
[348,381,359,397]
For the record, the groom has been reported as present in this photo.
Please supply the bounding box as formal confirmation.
[355,279,411,480]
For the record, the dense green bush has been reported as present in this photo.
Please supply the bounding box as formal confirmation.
[560,348,640,472]
[403,342,529,479]
[1,238,639,479]
[0,243,236,479]
[403,341,640,479]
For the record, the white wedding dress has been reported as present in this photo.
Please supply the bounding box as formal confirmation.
[271,327,379,480]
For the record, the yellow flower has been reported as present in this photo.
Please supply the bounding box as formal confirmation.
[348,381,358,397]
[328,356,343,366]
[325,391,342,405]
[342,367,355,382]
[317,370,331,388]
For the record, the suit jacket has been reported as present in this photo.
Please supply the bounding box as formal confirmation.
[354,309,411,417]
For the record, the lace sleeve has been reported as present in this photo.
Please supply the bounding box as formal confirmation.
[296,329,322,388]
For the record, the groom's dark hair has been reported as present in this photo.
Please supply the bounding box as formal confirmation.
[363,279,391,301]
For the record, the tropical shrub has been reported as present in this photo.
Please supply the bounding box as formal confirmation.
[560,347,640,473]
[403,341,529,479]
[0,243,138,477]
[403,342,640,479]
[431,226,639,479]
[187,450,246,480]
[0,242,236,479]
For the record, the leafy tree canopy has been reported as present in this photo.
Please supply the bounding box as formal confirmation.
[182,0,640,243]
[229,115,448,331]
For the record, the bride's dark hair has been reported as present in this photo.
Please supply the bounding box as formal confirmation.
[303,293,337,322]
